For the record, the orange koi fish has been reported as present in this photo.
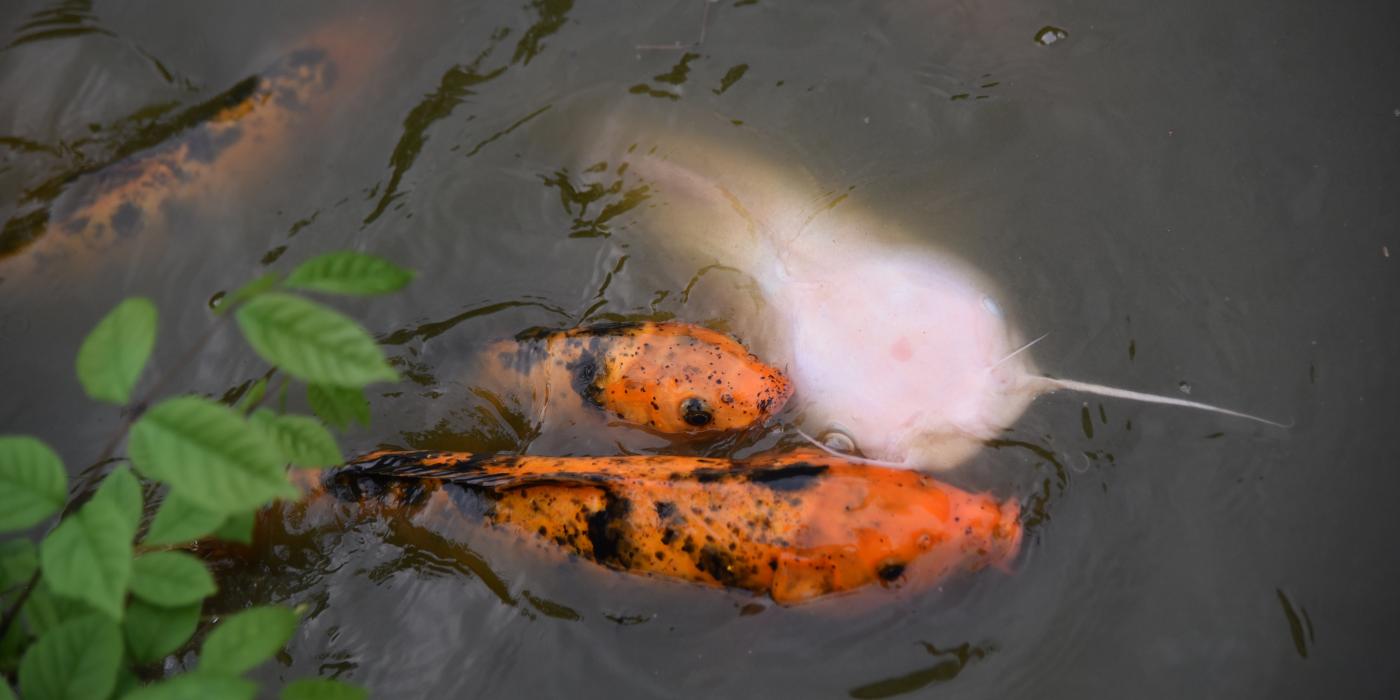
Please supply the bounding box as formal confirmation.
[2,13,385,272]
[294,448,1021,605]
[475,322,793,436]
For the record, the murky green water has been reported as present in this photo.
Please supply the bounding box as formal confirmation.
[3,0,1398,697]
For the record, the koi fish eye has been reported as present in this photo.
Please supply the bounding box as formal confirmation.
[680,397,713,427]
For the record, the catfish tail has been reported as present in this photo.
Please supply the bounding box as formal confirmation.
[1029,376,1290,428]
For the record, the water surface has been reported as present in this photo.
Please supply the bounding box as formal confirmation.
[1,0,1397,697]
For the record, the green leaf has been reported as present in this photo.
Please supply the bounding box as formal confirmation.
[130,551,216,607]
[96,466,144,535]
[281,678,368,700]
[215,272,282,315]
[22,579,93,636]
[121,673,256,700]
[18,614,122,700]
[144,491,225,546]
[199,606,298,675]
[113,666,140,700]
[0,599,27,669]
[306,384,370,430]
[251,410,342,468]
[212,510,254,545]
[123,599,200,664]
[128,395,297,514]
[0,669,14,700]
[235,293,398,387]
[232,377,269,414]
[38,476,134,619]
[76,297,157,404]
[0,539,37,591]
[0,436,67,532]
[284,251,414,296]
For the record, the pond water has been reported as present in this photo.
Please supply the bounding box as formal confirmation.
[2,0,1398,697]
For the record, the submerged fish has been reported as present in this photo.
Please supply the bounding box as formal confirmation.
[1,15,384,272]
[474,321,793,436]
[294,448,1021,605]
[577,109,1284,469]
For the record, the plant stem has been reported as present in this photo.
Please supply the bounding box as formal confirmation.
[0,571,38,642]
[245,374,288,415]
[0,311,234,641]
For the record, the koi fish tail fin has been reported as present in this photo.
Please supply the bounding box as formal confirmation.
[1029,376,1291,428]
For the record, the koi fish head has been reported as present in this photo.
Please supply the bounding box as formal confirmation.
[756,451,1024,604]
[588,322,793,434]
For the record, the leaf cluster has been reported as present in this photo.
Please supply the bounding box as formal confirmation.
[0,251,407,699]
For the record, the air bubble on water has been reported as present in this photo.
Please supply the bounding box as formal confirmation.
[1178,381,1192,395]
[1034,26,1068,46]
[821,430,856,453]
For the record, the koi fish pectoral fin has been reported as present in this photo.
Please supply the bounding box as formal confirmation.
[769,549,878,605]
[770,551,839,605]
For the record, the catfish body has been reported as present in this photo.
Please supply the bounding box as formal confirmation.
[299,448,1022,605]
[572,106,1281,469]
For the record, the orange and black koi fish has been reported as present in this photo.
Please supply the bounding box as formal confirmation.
[1,13,386,272]
[476,322,793,436]
[292,448,1021,605]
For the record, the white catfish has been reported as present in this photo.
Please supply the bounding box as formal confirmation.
[580,109,1283,470]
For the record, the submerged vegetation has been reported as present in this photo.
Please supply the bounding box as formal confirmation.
[0,250,412,700]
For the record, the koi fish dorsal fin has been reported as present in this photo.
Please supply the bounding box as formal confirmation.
[340,451,602,489]
[342,450,488,479]
[340,450,738,490]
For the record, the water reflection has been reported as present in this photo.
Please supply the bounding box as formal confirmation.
[396,395,540,454]
[984,437,1068,532]
[8,0,194,88]
[362,42,509,226]
[847,642,994,699]
[363,0,573,225]
[9,0,114,48]
[1275,588,1314,660]
[380,299,570,346]
[221,476,582,623]
[538,163,651,239]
